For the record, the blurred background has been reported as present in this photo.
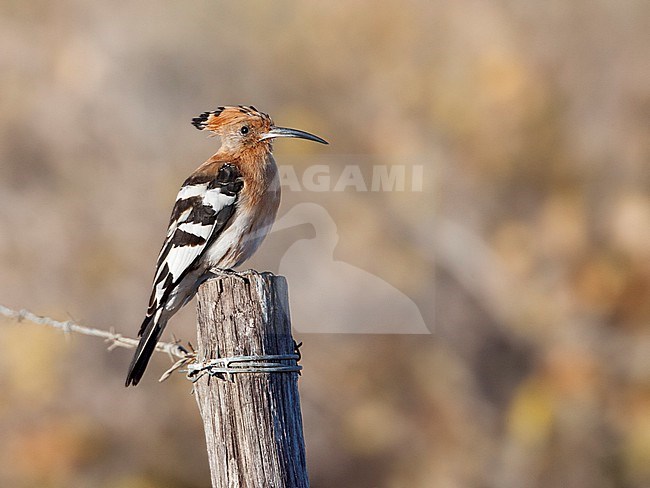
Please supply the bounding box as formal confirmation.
[1,1,649,487]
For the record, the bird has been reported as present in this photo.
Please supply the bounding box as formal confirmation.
[125,105,327,386]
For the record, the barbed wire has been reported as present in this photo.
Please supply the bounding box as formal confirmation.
[0,304,194,381]
[0,304,302,383]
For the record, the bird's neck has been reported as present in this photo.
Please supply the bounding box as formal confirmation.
[215,140,272,160]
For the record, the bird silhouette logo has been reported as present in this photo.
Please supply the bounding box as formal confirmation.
[273,203,429,334]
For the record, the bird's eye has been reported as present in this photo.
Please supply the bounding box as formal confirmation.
[240,126,249,135]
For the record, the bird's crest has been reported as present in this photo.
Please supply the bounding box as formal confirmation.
[192,105,273,132]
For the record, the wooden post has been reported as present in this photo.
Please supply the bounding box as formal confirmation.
[193,271,309,488]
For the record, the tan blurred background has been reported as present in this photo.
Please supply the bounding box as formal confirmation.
[1,1,649,487]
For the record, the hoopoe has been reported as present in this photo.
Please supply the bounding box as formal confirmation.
[126,105,327,386]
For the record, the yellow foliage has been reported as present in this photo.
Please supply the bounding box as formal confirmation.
[507,378,554,447]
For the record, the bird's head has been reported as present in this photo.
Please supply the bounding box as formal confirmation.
[192,105,327,153]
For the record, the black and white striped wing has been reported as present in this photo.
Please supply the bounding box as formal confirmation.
[143,163,243,326]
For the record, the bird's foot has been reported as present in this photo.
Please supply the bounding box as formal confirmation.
[206,267,251,284]
[205,268,271,285]
[212,267,238,276]
[239,269,265,277]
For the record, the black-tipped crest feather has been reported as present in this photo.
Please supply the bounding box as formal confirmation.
[191,107,225,130]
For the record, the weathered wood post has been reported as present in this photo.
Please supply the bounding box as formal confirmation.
[192,271,308,488]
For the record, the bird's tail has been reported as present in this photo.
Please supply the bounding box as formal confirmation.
[125,313,167,387]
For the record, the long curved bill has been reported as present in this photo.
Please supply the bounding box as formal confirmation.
[261,126,328,144]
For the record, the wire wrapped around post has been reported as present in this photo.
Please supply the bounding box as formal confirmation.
[187,353,302,382]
